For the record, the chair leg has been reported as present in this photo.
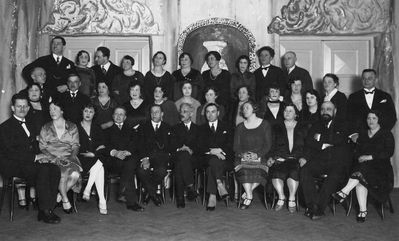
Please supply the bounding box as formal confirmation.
[346,191,353,217]
[202,171,206,207]
[10,178,15,222]
[332,198,336,215]
[295,191,300,212]
[388,195,394,214]
[73,192,78,213]
[0,177,8,215]
[381,203,385,220]
[263,186,269,210]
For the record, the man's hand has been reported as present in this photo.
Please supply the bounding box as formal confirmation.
[140,157,150,169]
[57,85,68,93]
[266,157,275,167]
[299,158,307,167]
[350,133,359,143]
[215,153,226,160]
[81,152,95,158]
[358,155,372,163]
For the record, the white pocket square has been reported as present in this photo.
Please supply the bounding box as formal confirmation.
[223,131,227,134]
[380,99,387,103]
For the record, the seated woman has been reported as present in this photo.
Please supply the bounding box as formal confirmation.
[175,82,201,123]
[258,83,285,128]
[39,100,82,214]
[234,100,272,209]
[332,110,395,223]
[267,104,307,213]
[91,81,118,130]
[77,103,107,214]
[153,86,179,126]
[300,89,321,131]
[123,83,148,128]
[231,85,251,126]
[284,79,304,112]
[322,73,347,121]
[26,83,50,138]
[196,86,225,125]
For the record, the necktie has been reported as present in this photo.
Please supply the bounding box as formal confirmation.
[364,90,375,95]
[56,56,60,64]
[155,124,159,132]
[117,124,122,130]
[71,92,76,98]
[261,66,269,71]
[211,123,216,133]
[19,120,30,137]
[185,124,189,132]
[101,66,106,74]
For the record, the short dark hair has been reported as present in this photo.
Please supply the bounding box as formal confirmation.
[81,102,96,120]
[26,83,43,100]
[204,102,219,112]
[323,73,339,86]
[284,103,300,120]
[50,99,65,113]
[256,46,275,58]
[11,93,28,106]
[204,86,219,98]
[97,46,110,59]
[67,72,80,81]
[205,51,221,61]
[368,109,383,125]
[76,50,90,64]
[149,103,163,113]
[128,83,143,99]
[154,85,168,97]
[362,69,377,76]
[52,36,66,46]
[179,52,193,65]
[267,82,281,94]
[240,100,259,118]
[236,85,253,99]
[235,55,250,70]
[152,51,167,65]
[114,106,127,115]
[122,55,135,66]
[305,89,321,106]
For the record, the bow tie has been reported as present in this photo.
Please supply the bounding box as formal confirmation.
[261,66,270,70]
[18,120,26,125]
[268,100,280,104]
[364,90,375,95]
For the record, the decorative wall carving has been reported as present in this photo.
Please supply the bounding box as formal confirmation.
[41,0,160,35]
[177,18,257,72]
[268,0,390,35]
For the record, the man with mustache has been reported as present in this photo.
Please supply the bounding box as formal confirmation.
[299,101,350,220]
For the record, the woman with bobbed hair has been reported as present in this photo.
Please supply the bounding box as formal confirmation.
[75,50,96,97]
[123,83,148,128]
[322,73,347,121]
[300,89,321,131]
[196,86,225,125]
[230,55,255,101]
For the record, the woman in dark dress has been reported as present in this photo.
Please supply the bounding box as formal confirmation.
[78,103,107,214]
[322,73,347,121]
[25,83,50,136]
[284,79,305,112]
[300,89,321,131]
[172,52,204,101]
[91,81,118,130]
[202,51,231,114]
[234,100,272,209]
[123,83,148,128]
[258,83,285,128]
[144,51,175,101]
[267,104,307,213]
[230,55,256,101]
[75,50,96,97]
[332,110,395,223]
[153,86,179,126]
[112,55,144,105]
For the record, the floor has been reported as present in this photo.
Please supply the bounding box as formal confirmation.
[0,187,398,241]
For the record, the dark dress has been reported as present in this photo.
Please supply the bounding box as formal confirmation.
[159,100,179,127]
[230,71,256,100]
[172,68,204,101]
[91,97,118,127]
[300,108,321,131]
[112,71,145,105]
[258,97,285,128]
[233,120,272,185]
[76,66,96,97]
[123,100,148,128]
[202,69,231,112]
[77,123,107,173]
[351,129,395,202]
[268,122,307,181]
[143,71,175,102]
[26,101,50,136]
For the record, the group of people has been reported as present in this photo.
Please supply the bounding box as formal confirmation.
[0,36,396,225]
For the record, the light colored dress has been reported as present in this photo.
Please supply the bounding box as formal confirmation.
[39,120,82,192]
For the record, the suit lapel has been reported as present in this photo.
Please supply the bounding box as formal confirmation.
[371,89,381,109]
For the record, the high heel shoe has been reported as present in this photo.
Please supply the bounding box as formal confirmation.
[288,200,297,213]
[99,202,107,215]
[356,210,368,223]
[240,198,253,210]
[82,190,90,201]
[62,201,73,214]
[332,190,348,203]
[274,199,286,211]
[18,199,27,209]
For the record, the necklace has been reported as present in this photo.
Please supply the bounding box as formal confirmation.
[98,97,111,110]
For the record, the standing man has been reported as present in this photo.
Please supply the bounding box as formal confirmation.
[0,93,61,224]
[91,46,122,87]
[283,51,313,94]
[22,36,75,95]
[59,73,90,124]
[347,69,397,142]
[254,46,287,101]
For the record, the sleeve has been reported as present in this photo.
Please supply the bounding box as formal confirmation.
[233,125,242,157]
[258,121,272,159]
[384,94,397,130]
[370,132,395,161]
[0,125,36,162]
[69,124,80,155]
[39,125,49,151]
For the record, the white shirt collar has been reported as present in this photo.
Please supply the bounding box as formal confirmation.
[70,90,78,95]
[363,87,376,92]
[208,120,218,129]
[184,121,192,129]
[327,120,332,128]
[261,64,271,68]
[102,62,111,71]
[324,88,338,101]
[151,120,161,130]
[52,53,62,62]
[13,115,25,122]
[288,65,296,74]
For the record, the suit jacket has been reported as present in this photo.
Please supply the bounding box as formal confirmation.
[105,123,138,155]
[170,122,200,154]
[254,65,287,101]
[347,88,397,132]
[0,116,38,166]
[138,121,171,158]
[304,119,349,164]
[322,91,347,121]
[91,62,122,87]
[198,120,233,160]
[286,66,313,93]
[258,97,285,127]
[22,55,75,92]
[60,91,91,124]
[269,122,307,160]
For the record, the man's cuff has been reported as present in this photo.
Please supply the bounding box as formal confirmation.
[110,149,116,157]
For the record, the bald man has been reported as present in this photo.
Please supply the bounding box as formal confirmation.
[283,51,313,94]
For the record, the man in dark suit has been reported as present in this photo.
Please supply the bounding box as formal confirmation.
[22,36,75,95]
[283,51,313,94]
[347,69,397,141]
[137,104,171,207]
[170,103,201,208]
[198,103,233,211]
[254,46,287,101]
[105,106,144,211]
[59,73,90,124]
[300,101,350,220]
[0,93,61,224]
[91,46,122,87]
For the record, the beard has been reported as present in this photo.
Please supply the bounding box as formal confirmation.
[321,114,332,123]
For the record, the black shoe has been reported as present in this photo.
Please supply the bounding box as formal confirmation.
[176,199,185,208]
[206,206,215,211]
[332,191,348,203]
[38,210,61,224]
[356,210,367,223]
[151,195,162,207]
[186,187,197,201]
[142,193,150,206]
[126,203,144,212]
[240,198,253,210]
[31,198,38,210]
[117,194,127,203]
[304,208,313,218]
[311,212,325,220]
